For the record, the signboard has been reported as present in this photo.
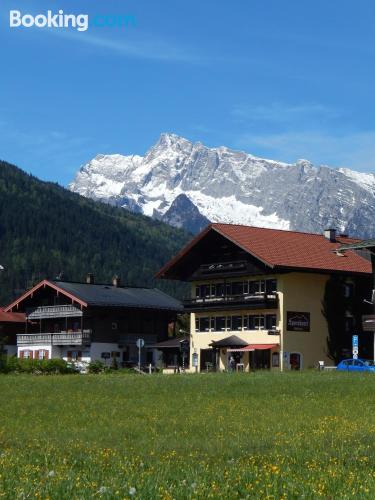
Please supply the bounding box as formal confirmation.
[287,312,310,332]
[136,338,145,348]
[362,315,375,332]
[352,335,359,359]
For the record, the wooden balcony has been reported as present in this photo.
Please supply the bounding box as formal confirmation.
[17,330,91,346]
[183,293,278,312]
[26,305,83,320]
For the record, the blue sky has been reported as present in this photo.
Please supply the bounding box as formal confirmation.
[1,0,375,184]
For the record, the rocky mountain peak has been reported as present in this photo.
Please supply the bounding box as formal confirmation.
[69,134,375,238]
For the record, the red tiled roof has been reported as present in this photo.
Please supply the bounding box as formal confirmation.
[0,308,26,323]
[157,223,372,277]
[213,223,371,274]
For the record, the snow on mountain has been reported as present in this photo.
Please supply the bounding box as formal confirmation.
[69,133,375,237]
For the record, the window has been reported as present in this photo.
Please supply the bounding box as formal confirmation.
[245,315,262,330]
[249,280,265,295]
[225,283,232,296]
[196,317,210,332]
[195,285,201,298]
[201,284,211,298]
[215,283,225,297]
[254,315,265,330]
[243,315,249,330]
[20,350,33,359]
[232,281,243,296]
[230,316,243,331]
[67,351,82,361]
[215,316,227,331]
[266,314,277,330]
[36,350,49,360]
[247,315,256,330]
[112,322,118,330]
[266,279,277,294]
[243,281,249,294]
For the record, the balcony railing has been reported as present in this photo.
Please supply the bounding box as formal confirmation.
[26,305,83,319]
[183,293,278,311]
[17,330,91,346]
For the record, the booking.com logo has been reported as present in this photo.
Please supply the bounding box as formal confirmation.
[9,10,136,32]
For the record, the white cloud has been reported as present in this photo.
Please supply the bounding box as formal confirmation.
[49,29,205,64]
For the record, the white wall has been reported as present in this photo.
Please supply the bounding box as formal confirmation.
[90,342,121,366]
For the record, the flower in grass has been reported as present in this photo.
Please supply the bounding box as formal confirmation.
[191,482,197,490]
[47,470,55,478]
[97,486,109,494]
[129,487,136,496]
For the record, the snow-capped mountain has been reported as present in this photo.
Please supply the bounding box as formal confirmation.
[69,133,375,237]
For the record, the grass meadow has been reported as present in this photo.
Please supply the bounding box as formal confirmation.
[1,372,375,499]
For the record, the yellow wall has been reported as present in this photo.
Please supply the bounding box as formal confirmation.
[189,271,332,372]
[280,272,331,369]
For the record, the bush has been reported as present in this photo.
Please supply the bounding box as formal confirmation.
[0,356,77,375]
[88,360,106,374]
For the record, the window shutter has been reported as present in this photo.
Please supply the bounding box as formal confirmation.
[67,351,72,361]
[35,350,39,360]
[29,351,33,359]
[44,350,49,360]
[78,351,82,362]
[19,351,24,359]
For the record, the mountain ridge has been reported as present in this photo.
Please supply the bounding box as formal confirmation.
[69,133,375,238]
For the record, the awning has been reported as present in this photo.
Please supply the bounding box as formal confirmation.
[228,346,255,352]
[228,344,278,352]
[210,335,249,348]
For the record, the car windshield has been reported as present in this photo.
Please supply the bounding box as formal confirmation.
[363,360,375,366]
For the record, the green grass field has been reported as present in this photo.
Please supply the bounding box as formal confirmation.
[1,372,375,499]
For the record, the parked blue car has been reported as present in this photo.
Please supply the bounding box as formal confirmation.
[337,358,375,372]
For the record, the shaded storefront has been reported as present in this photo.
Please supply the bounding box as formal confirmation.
[209,335,279,372]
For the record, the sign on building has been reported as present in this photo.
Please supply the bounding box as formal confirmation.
[287,312,310,332]
[352,335,359,359]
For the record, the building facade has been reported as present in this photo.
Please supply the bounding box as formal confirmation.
[4,275,183,366]
[157,224,372,372]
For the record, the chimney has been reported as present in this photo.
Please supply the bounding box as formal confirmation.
[112,275,121,287]
[86,273,94,284]
[324,228,336,242]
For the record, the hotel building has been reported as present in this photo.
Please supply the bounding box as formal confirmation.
[157,224,372,372]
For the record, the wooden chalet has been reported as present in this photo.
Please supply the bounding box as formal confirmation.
[4,274,183,366]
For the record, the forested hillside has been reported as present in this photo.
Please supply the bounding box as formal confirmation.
[0,160,190,304]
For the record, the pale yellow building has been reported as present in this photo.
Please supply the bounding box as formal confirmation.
[157,224,372,372]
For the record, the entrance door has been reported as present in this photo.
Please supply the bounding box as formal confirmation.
[290,352,302,370]
[200,349,216,371]
[250,349,271,369]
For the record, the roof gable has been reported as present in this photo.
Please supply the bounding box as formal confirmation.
[5,279,87,312]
